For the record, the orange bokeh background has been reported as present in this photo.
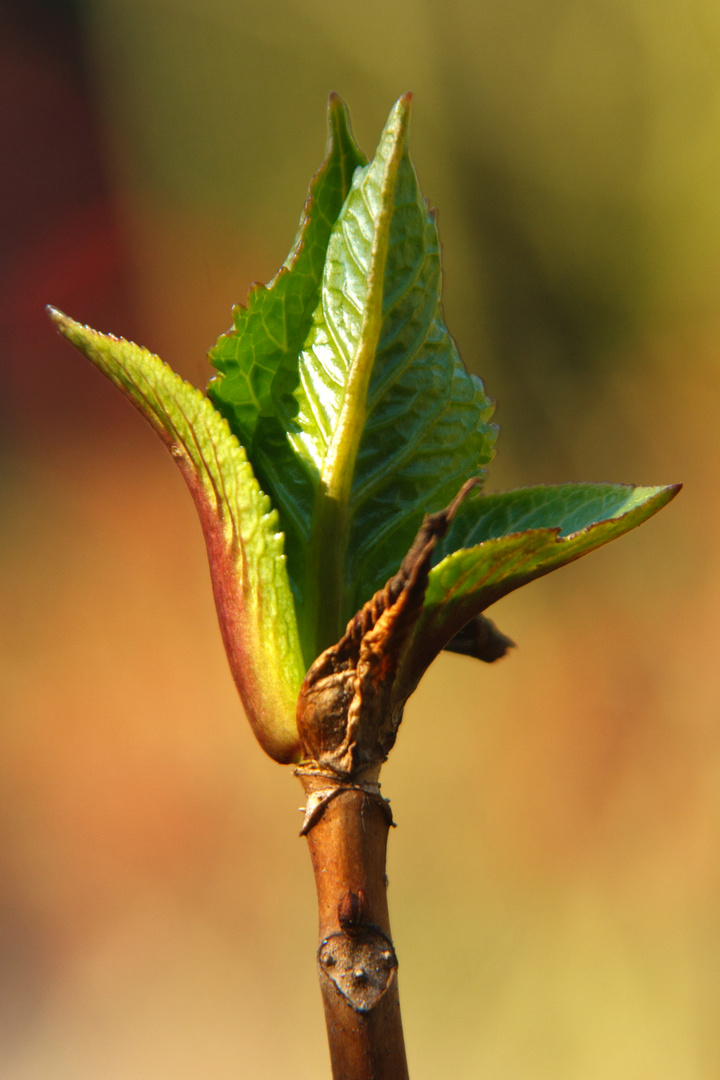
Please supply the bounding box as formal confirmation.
[2,2,720,1076]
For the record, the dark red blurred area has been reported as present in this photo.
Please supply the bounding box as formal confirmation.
[0,2,137,1039]
[0,0,135,446]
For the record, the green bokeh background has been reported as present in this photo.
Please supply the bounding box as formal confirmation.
[2,1,719,1076]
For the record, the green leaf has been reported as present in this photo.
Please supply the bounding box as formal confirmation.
[398,482,680,694]
[48,307,305,764]
[49,97,680,775]
[206,94,366,669]
[214,94,497,665]
[207,94,366,449]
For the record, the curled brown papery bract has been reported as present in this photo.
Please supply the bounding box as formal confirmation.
[296,476,486,778]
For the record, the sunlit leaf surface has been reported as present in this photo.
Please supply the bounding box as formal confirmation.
[396,482,680,696]
[48,308,305,763]
[51,96,678,762]
[209,96,496,662]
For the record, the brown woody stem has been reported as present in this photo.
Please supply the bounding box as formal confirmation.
[293,485,488,1075]
[299,772,410,1080]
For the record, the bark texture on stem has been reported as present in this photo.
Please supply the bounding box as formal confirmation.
[295,484,493,1078]
[300,773,409,1080]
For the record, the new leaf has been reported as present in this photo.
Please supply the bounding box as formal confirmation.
[49,94,679,770]
[209,95,497,665]
[48,308,305,763]
[395,482,680,703]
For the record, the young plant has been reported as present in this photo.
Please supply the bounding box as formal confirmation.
[49,94,679,1080]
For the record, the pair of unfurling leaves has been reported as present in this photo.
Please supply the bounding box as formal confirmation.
[49,95,678,774]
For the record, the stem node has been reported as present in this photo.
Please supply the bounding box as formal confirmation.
[299,776,410,1080]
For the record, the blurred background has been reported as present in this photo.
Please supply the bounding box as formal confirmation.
[1,0,718,1076]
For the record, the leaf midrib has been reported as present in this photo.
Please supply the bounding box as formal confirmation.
[306,101,410,659]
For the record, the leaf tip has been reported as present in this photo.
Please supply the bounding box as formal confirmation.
[327,91,347,126]
[327,90,346,111]
[47,305,87,348]
[46,304,67,330]
[46,307,110,356]
[326,91,359,153]
[381,92,414,147]
[637,481,682,517]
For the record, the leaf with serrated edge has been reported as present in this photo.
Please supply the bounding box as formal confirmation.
[245,94,496,664]
[206,97,365,666]
[49,307,305,764]
[207,95,366,451]
[397,482,680,699]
